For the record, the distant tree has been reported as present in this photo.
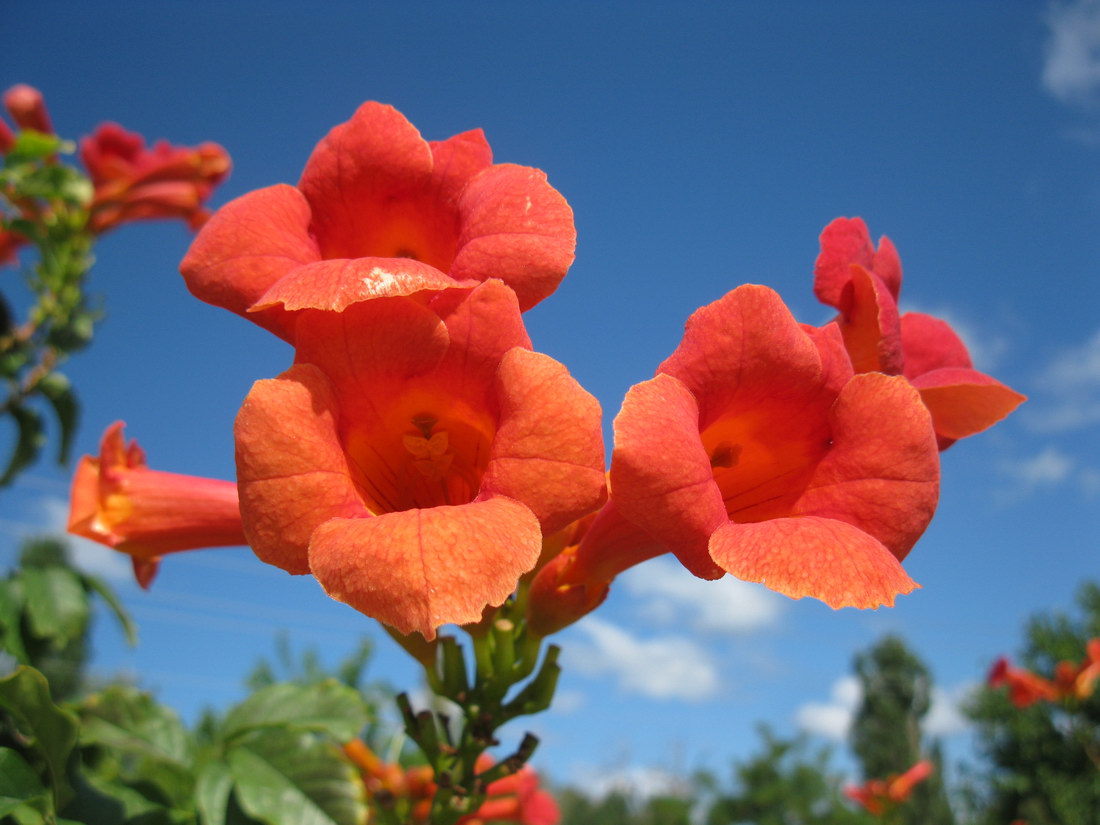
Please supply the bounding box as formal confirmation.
[849,635,956,825]
[965,581,1100,825]
[706,726,866,825]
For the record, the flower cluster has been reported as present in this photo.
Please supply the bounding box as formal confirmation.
[344,740,558,825]
[845,760,933,816]
[987,639,1100,708]
[69,100,1024,643]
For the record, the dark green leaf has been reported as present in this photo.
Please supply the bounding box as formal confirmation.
[0,579,29,663]
[0,747,49,818]
[2,404,45,487]
[22,566,90,647]
[82,573,137,647]
[36,372,79,466]
[227,728,365,825]
[220,681,368,744]
[0,666,79,807]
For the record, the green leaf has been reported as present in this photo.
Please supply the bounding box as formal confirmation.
[79,685,194,807]
[220,681,368,744]
[0,578,29,663]
[82,574,137,647]
[36,372,79,466]
[195,761,234,825]
[22,566,90,647]
[0,666,79,808]
[7,131,63,162]
[2,404,45,487]
[80,686,192,764]
[227,728,366,825]
[0,747,49,818]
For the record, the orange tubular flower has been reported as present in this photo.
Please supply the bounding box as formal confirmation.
[68,422,246,588]
[987,657,1060,707]
[80,123,230,234]
[462,762,560,825]
[845,760,933,816]
[814,217,1025,449]
[1053,639,1100,700]
[180,101,575,343]
[595,285,939,609]
[234,280,605,639]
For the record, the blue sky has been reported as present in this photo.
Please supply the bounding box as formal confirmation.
[3,0,1099,795]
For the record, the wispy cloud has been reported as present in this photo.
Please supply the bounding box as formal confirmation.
[567,764,690,802]
[795,676,861,741]
[622,557,784,633]
[567,617,719,701]
[925,684,975,738]
[1043,0,1100,110]
[1002,446,1075,487]
[1026,329,1100,433]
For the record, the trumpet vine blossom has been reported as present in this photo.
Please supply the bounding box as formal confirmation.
[234,280,605,638]
[181,101,575,342]
[68,422,246,588]
[845,760,934,816]
[600,285,940,609]
[814,217,1025,449]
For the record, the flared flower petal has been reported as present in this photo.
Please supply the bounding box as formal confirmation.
[910,367,1027,447]
[68,422,245,588]
[814,216,902,306]
[605,285,939,608]
[235,288,604,637]
[182,101,574,341]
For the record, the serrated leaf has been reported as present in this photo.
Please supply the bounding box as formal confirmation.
[0,747,49,818]
[220,681,367,744]
[0,666,79,808]
[22,566,89,647]
[36,372,79,466]
[2,404,45,486]
[82,573,137,646]
[227,728,365,825]
[0,579,29,663]
[195,761,234,825]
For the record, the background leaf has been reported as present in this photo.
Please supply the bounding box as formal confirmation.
[22,566,89,647]
[220,681,368,744]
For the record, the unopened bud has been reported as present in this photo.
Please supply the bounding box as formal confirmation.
[3,84,52,135]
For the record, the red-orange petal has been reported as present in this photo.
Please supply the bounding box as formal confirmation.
[835,264,903,374]
[307,496,542,639]
[180,184,316,341]
[235,364,367,574]
[709,516,919,609]
[431,279,532,387]
[911,367,1027,442]
[797,373,939,562]
[298,102,435,255]
[900,312,972,378]
[610,372,727,579]
[482,348,606,536]
[451,164,576,310]
[428,128,494,202]
[814,217,875,308]
[251,256,473,312]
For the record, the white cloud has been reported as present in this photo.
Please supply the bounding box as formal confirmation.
[568,765,689,801]
[567,617,719,701]
[1026,329,1100,433]
[925,684,975,738]
[622,557,783,633]
[1043,0,1100,109]
[795,676,861,741]
[1004,447,1075,487]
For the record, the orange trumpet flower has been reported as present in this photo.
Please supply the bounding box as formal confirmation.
[68,422,245,588]
[846,760,933,816]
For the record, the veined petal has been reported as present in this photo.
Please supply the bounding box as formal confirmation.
[180,184,315,341]
[801,322,855,396]
[308,496,542,639]
[428,128,493,202]
[798,373,939,561]
[482,348,606,535]
[709,516,918,609]
[911,367,1027,441]
[251,256,474,312]
[610,372,727,579]
[451,164,576,310]
[659,285,826,425]
[235,364,366,574]
[431,279,532,389]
